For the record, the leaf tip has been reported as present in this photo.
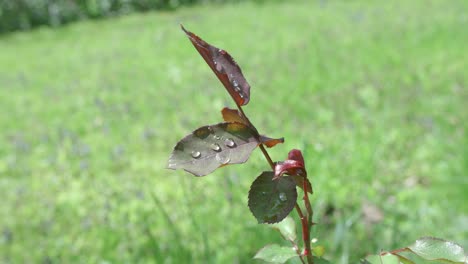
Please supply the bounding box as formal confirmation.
[180,23,187,33]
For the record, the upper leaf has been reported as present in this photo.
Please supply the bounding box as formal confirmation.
[167,122,259,176]
[260,135,285,148]
[181,25,251,106]
[221,107,249,125]
[248,171,297,224]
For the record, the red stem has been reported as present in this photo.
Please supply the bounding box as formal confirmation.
[237,104,314,264]
[296,202,313,264]
[303,178,313,227]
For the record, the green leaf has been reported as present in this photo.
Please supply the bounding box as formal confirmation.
[254,244,298,263]
[313,245,326,258]
[407,237,467,263]
[167,122,259,176]
[313,256,332,264]
[271,216,297,242]
[364,253,402,264]
[248,172,297,224]
[393,254,416,264]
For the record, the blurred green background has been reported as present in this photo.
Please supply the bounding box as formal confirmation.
[0,0,467,263]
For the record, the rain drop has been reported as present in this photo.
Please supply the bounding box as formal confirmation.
[279,193,287,202]
[232,80,239,88]
[225,138,236,148]
[215,62,224,73]
[213,135,221,140]
[210,143,221,152]
[215,153,230,164]
[191,151,201,159]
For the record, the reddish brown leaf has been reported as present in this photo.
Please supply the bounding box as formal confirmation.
[288,149,304,164]
[274,160,305,179]
[260,136,284,148]
[167,122,259,176]
[221,107,248,125]
[181,25,251,106]
[274,149,312,193]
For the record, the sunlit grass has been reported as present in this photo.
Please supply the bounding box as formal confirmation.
[0,0,466,263]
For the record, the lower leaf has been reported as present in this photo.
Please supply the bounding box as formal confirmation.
[254,244,298,264]
[248,171,297,224]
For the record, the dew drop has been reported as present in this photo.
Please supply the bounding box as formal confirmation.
[224,138,236,148]
[213,135,221,140]
[279,193,287,202]
[191,151,201,159]
[210,143,221,152]
[232,80,239,88]
[215,62,224,73]
[215,153,230,164]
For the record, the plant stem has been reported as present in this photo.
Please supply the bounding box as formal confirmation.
[259,144,275,169]
[237,104,314,264]
[303,179,313,227]
[236,105,275,169]
[296,203,313,264]
[290,238,306,264]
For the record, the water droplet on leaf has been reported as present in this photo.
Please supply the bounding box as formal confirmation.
[225,138,236,148]
[210,143,221,152]
[215,62,224,73]
[279,192,287,202]
[215,152,230,164]
[191,151,201,159]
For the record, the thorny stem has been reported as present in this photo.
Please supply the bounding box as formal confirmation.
[237,104,314,264]
[303,179,314,227]
[296,203,313,264]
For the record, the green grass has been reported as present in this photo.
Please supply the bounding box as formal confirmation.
[0,0,467,263]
